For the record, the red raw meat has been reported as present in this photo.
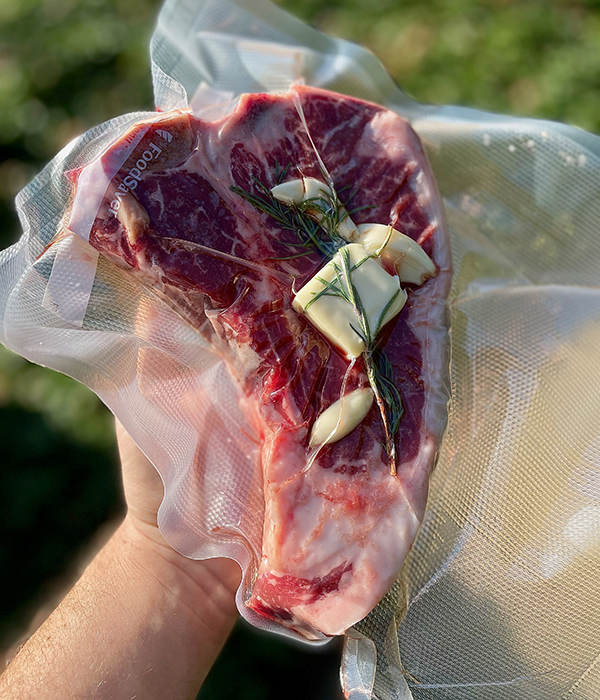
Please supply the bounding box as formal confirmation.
[69,85,451,639]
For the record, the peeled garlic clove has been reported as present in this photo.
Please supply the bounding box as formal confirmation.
[270,179,306,206]
[336,213,360,242]
[302,177,332,201]
[271,177,331,206]
[303,180,358,241]
[309,387,374,447]
[396,248,436,285]
[357,223,436,285]
[271,178,358,241]
[116,191,150,244]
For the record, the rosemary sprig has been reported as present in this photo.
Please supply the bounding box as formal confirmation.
[303,247,404,474]
[230,166,404,474]
[365,347,404,475]
[231,178,335,258]
[335,183,378,219]
[303,254,370,311]
[230,166,348,261]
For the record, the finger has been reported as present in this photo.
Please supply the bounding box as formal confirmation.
[116,419,165,527]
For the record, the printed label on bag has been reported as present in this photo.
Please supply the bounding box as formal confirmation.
[109,141,163,214]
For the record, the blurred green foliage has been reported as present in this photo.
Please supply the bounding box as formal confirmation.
[288,0,600,131]
[0,0,160,250]
[2,0,600,248]
[1,0,599,696]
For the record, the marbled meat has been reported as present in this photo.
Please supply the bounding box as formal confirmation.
[69,85,451,639]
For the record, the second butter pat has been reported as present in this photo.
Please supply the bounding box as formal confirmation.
[293,244,407,358]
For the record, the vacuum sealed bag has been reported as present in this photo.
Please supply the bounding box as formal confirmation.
[2,0,600,698]
[63,87,451,641]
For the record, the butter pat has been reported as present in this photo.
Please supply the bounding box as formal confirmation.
[271,177,358,241]
[293,244,406,358]
[357,223,436,285]
[310,388,374,447]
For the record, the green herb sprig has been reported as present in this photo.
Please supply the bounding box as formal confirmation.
[230,165,349,260]
[231,169,404,475]
[305,246,404,475]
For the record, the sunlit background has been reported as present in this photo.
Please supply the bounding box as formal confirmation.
[1,0,599,697]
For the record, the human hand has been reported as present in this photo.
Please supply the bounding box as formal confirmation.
[0,422,242,700]
[115,418,242,614]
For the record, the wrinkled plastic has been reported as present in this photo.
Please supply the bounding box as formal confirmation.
[2,0,600,697]
[56,93,450,641]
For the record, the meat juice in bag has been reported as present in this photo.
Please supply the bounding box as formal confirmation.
[61,84,451,639]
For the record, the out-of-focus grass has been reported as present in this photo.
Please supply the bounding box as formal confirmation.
[1,0,599,696]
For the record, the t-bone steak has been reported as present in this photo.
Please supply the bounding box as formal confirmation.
[68,85,451,639]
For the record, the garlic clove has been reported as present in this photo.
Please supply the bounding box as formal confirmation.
[337,214,360,242]
[116,191,150,244]
[270,179,307,206]
[302,177,331,201]
[310,387,374,447]
[271,177,358,241]
[357,223,436,285]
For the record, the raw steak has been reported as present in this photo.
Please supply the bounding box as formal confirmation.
[68,85,451,639]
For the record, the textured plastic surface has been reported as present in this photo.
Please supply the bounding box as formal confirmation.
[2,0,600,697]
[56,91,450,640]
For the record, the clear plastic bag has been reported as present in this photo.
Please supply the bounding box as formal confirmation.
[48,91,451,641]
[2,0,600,697]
